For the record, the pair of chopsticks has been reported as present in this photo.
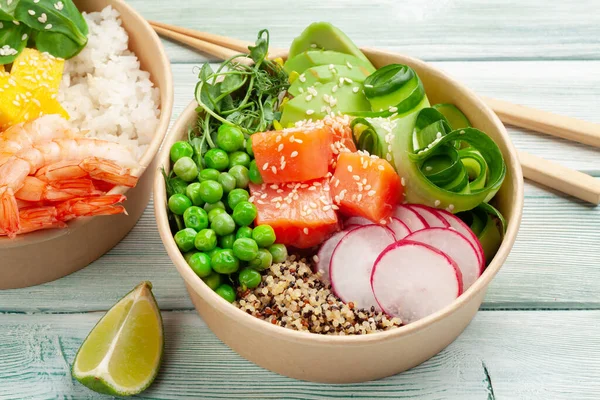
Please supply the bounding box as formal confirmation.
[149,21,600,205]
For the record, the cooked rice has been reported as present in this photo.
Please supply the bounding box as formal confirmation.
[58,6,160,160]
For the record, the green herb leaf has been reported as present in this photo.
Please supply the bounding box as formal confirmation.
[248,29,269,65]
[34,29,82,58]
[14,0,88,56]
[220,73,244,94]
[0,0,20,21]
[0,21,30,64]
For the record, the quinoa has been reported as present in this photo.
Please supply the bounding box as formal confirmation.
[234,256,402,335]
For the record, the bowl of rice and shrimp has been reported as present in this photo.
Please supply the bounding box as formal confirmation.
[0,0,173,289]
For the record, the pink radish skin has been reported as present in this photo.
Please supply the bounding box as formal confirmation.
[393,205,428,232]
[344,216,373,227]
[406,228,482,290]
[314,230,350,284]
[388,218,410,240]
[407,204,450,228]
[371,240,463,324]
[435,209,485,267]
[329,225,395,311]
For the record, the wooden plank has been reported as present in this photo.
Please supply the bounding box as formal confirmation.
[171,62,600,173]
[0,178,598,313]
[127,0,600,63]
[0,311,598,399]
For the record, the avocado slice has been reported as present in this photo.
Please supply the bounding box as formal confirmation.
[284,50,375,76]
[288,22,373,69]
[280,81,370,125]
[288,64,372,96]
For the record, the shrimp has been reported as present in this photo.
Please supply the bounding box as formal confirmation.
[15,177,100,202]
[0,195,127,237]
[36,157,138,187]
[0,115,76,165]
[0,137,138,236]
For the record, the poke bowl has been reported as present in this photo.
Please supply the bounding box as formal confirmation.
[155,25,523,382]
[0,0,173,289]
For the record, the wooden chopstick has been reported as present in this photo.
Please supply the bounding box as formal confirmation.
[483,97,600,149]
[151,21,600,205]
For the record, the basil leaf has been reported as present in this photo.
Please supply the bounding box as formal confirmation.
[14,0,88,49]
[0,21,30,64]
[35,29,82,58]
[0,0,19,21]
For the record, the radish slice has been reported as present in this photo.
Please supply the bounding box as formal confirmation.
[407,204,450,228]
[371,241,463,324]
[315,230,350,284]
[388,218,410,240]
[330,225,395,310]
[436,209,485,267]
[392,205,428,232]
[344,216,372,227]
[405,228,482,290]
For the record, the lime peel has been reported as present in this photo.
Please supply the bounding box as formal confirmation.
[72,281,164,397]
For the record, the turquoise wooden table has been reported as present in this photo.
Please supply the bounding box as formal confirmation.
[2,0,600,398]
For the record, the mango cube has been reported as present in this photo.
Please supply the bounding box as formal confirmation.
[10,48,65,93]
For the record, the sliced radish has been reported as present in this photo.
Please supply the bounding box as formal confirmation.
[314,230,350,284]
[330,225,395,310]
[436,209,485,267]
[371,241,463,324]
[405,228,482,290]
[393,205,428,232]
[388,218,410,240]
[407,204,450,228]
[344,216,373,227]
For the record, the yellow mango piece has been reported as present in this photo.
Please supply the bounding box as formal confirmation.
[20,88,69,122]
[0,64,5,73]
[10,48,65,93]
[0,75,27,130]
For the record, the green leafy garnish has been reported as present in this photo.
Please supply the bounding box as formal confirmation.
[0,20,30,64]
[0,0,19,20]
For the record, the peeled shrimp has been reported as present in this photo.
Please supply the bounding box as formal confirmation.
[0,115,76,165]
[0,195,127,236]
[0,137,139,237]
[15,177,100,202]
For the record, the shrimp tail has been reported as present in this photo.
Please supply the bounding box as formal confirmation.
[36,157,138,188]
[56,194,127,221]
[17,206,66,234]
[15,177,101,202]
[0,187,20,238]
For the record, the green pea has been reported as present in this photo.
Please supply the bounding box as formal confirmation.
[252,224,276,247]
[183,251,196,263]
[228,151,251,169]
[248,160,263,184]
[232,238,259,261]
[268,244,288,263]
[188,252,212,278]
[194,229,217,252]
[183,206,209,231]
[199,180,223,204]
[216,124,245,152]
[236,226,253,240]
[170,177,188,195]
[238,267,262,290]
[170,141,193,163]
[211,249,240,274]
[168,194,192,215]
[173,156,198,182]
[245,136,254,157]
[204,148,230,171]
[215,283,236,303]
[204,201,226,213]
[227,188,250,210]
[186,182,205,206]
[219,233,236,249]
[232,201,257,227]
[199,168,220,182]
[206,247,222,260]
[202,271,222,290]
[174,228,197,252]
[211,213,236,236]
[229,165,250,189]
[248,248,273,271]
[218,172,237,193]
[207,207,226,223]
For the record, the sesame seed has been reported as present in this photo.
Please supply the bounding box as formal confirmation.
[306,109,314,115]
[347,165,353,172]
[352,175,360,181]
[277,144,284,152]
[21,33,28,41]
[303,228,309,235]
[389,106,398,112]
[310,43,317,48]
[386,154,392,161]
[275,135,282,143]
[262,162,269,171]
[295,138,303,143]
[352,87,360,93]
[357,194,363,201]
[448,204,455,211]
[401,178,406,186]
[45,24,52,30]
[367,190,376,196]
[331,85,338,93]
[299,74,306,82]
[28,10,36,15]
[377,165,385,171]
[290,151,298,158]
[313,255,320,263]
[328,64,335,70]
[271,166,277,174]
[334,179,340,187]
[248,196,255,203]
[305,94,313,101]
[425,166,433,172]
[364,84,373,88]
[346,61,353,69]
[436,132,442,139]
[260,193,268,199]
[323,205,332,211]
[434,200,441,207]
[331,204,339,210]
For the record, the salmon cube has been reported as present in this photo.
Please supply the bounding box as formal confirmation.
[331,152,403,223]
[250,179,340,248]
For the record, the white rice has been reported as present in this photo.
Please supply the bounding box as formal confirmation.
[58,6,160,160]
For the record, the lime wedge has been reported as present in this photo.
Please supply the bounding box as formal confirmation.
[72,281,163,396]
